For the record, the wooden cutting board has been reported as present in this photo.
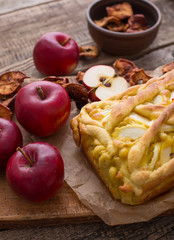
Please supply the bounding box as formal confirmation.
[0,75,101,229]
[1,73,100,228]
[0,172,100,229]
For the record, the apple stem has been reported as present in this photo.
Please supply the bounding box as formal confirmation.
[17,147,34,167]
[36,86,45,100]
[61,37,71,46]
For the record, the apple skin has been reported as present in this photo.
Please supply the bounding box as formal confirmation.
[6,142,64,202]
[88,88,100,102]
[0,118,23,170]
[33,32,79,76]
[15,81,71,137]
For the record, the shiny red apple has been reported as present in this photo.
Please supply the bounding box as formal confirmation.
[15,80,71,137]
[33,32,79,76]
[6,142,64,202]
[0,118,23,170]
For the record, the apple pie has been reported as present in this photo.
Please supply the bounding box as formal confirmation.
[71,69,174,205]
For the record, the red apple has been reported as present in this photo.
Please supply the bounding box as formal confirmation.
[83,65,129,101]
[6,142,64,202]
[33,32,79,76]
[15,81,71,137]
[0,118,23,170]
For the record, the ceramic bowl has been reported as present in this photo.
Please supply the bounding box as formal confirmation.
[86,0,161,55]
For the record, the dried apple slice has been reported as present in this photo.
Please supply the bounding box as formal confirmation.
[79,45,99,58]
[113,59,138,76]
[94,16,120,28]
[126,14,148,33]
[1,95,16,112]
[106,2,133,20]
[128,68,152,86]
[106,22,126,32]
[76,71,84,84]
[113,59,152,86]
[64,83,89,109]
[0,71,28,99]
[0,103,12,120]
[43,76,69,86]
[162,61,174,74]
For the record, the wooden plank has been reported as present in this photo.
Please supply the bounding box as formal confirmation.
[0,172,100,229]
[0,0,56,14]
[0,0,174,231]
[0,0,174,78]
[0,0,94,77]
[2,215,174,240]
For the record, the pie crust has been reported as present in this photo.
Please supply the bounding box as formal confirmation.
[71,69,174,205]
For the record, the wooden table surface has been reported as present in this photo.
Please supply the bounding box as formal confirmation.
[0,0,174,239]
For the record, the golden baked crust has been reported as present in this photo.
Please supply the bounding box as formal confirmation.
[71,69,174,205]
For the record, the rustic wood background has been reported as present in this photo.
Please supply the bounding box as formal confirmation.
[0,0,174,78]
[0,0,174,239]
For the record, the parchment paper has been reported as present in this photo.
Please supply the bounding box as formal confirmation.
[14,65,174,225]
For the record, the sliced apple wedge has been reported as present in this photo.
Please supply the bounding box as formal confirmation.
[129,112,153,126]
[149,143,161,170]
[83,65,115,89]
[95,76,128,100]
[152,95,163,105]
[160,145,172,164]
[118,126,147,139]
[83,65,129,101]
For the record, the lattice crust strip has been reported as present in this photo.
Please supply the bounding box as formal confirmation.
[71,70,174,205]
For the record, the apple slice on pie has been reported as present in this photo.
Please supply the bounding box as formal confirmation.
[71,69,174,205]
